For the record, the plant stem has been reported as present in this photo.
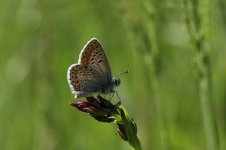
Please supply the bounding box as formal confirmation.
[184,0,219,149]
[119,106,142,150]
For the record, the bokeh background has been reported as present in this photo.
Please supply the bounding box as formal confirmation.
[0,0,225,150]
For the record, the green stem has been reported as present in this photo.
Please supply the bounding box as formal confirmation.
[199,58,219,150]
[184,0,219,149]
[119,106,142,150]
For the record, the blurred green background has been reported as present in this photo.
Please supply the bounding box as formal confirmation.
[0,0,225,150]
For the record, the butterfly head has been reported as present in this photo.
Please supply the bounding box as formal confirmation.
[112,77,121,87]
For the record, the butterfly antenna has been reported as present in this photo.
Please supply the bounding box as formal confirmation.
[116,70,130,78]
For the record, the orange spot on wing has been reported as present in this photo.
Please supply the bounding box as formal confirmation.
[73,80,78,83]
[82,48,93,64]
[75,84,81,90]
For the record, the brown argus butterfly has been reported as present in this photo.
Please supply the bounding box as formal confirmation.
[67,38,121,99]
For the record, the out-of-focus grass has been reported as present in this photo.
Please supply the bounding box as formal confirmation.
[0,0,225,150]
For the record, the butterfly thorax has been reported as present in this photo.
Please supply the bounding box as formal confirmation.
[100,77,120,94]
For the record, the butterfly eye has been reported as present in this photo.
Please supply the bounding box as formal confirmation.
[88,76,92,80]
[113,78,121,86]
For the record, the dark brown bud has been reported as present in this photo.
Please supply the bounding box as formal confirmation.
[117,122,128,141]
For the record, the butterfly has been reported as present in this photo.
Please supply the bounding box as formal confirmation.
[67,38,121,99]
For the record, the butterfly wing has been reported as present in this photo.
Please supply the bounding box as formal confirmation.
[78,38,112,83]
[67,64,108,98]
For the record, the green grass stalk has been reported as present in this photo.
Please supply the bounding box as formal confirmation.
[184,0,219,149]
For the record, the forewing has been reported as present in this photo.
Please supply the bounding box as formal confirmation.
[78,38,112,82]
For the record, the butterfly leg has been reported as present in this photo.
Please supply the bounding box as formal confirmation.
[101,93,112,101]
[113,91,122,107]
[109,92,115,101]
[108,91,121,104]
[114,91,121,103]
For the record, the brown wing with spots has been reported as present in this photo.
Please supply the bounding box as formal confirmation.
[67,64,108,94]
[78,38,112,83]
